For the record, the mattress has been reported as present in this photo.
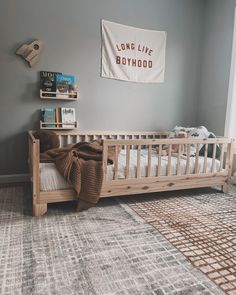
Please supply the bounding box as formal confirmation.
[40,149,221,191]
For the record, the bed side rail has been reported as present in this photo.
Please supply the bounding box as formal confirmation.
[102,137,234,181]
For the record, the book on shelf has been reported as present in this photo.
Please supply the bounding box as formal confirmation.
[56,74,77,98]
[40,108,76,129]
[40,108,56,128]
[40,71,62,97]
[61,107,76,128]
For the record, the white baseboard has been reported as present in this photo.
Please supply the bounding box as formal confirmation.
[0,174,30,184]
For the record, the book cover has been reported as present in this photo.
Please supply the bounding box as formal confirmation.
[61,108,76,128]
[40,108,56,128]
[40,71,62,97]
[56,74,77,98]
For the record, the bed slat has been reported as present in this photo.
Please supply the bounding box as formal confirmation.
[67,135,71,144]
[125,145,130,179]
[58,135,62,148]
[185,144,190,175]
[113,145,119,180]
[157,145,162,176]
[203,144,208,173]
[136,145,141,178]
[211,143,216,173]
[167,145,172,176]
[219,144,224,171]
[147,145,152,177]
[103,142,108,181]
[194,144,200,174]
[176,144,181,175]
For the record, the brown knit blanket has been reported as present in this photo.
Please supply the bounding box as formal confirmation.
[40,140,115,211]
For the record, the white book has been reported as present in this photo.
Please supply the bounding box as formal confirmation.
[61,108,76,128]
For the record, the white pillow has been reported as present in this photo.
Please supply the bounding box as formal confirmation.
[188,126,209,139]
[173,126,210,156]
[173,126,195,135]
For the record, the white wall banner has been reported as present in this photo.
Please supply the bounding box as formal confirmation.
[101,20,167,83]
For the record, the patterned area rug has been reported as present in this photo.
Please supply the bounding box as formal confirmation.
[0,184,226,295]
[123,187,236,295]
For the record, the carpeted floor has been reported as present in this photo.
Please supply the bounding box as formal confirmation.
[123,187,236,295]
[0,184,234,295]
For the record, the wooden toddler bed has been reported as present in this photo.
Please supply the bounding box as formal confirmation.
[28,130,234,217]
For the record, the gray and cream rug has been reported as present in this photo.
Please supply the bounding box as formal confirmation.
[0,184,234,295]
[123,187,236,295]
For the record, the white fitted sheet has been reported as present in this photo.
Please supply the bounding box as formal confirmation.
[40,149,221,191]
[40,162,72,191]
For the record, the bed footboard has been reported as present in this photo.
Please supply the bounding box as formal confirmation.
[28,131,47,217]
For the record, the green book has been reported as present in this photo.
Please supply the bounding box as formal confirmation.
[40,108,56,128]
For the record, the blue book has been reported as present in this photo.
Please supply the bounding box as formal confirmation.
[56,74,77,98]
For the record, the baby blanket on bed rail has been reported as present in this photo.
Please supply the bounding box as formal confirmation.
[40,141,115,211]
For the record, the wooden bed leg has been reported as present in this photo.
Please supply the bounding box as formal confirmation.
[33,203,47,217]
[222,183,229,194]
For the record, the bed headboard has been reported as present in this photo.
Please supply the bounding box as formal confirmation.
[31,130,170,147]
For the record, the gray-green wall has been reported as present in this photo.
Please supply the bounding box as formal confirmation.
[0,0,217,175]
[197,0,236,135]
[197,0,236,173]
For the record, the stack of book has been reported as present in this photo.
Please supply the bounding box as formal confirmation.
[40,107,76,128]
[40,71,77,99]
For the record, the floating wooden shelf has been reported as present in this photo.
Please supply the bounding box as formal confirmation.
[40,120,78,130]
[40,89,78,100]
